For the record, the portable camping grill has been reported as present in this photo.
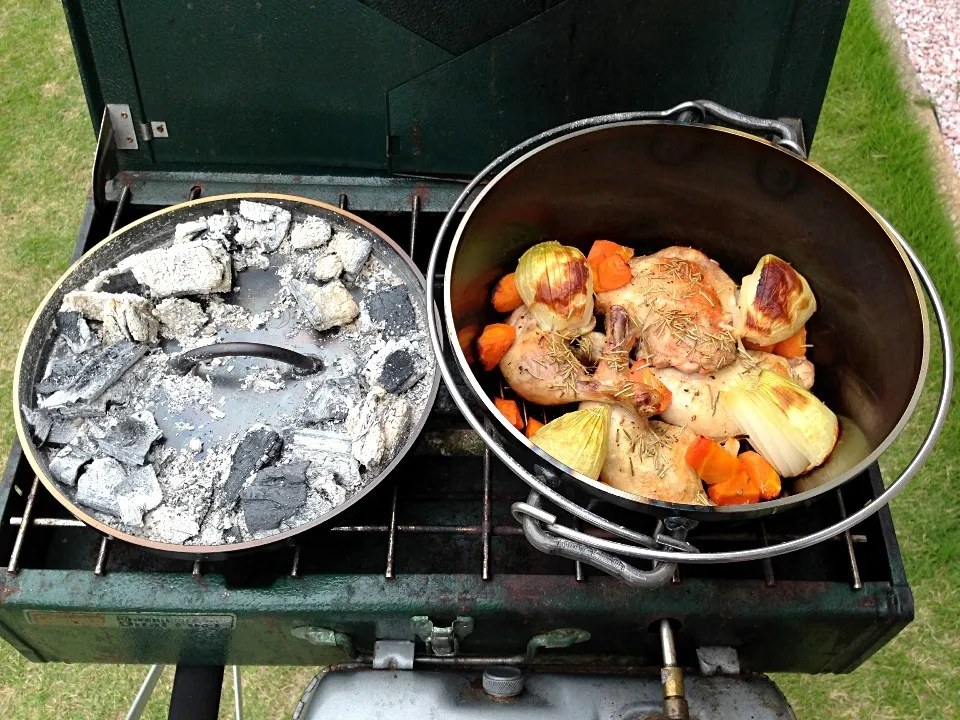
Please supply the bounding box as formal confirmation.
[0,1,952,718]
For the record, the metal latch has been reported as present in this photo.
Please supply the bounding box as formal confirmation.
[411,616,474,657]
[140,121,170,141]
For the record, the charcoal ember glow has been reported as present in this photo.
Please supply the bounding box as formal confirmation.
[347,388,411,468]
[95,410,162,466]
[62,290,159,344]
[288,278,359,331]
[240,462,309,532]
[113,238,232,297]
[222,425,283,507]
[38,341,147,410]
[291,215,333,250]
[329,231,372,276]
[363,284,416,339]
[304,376,363,423]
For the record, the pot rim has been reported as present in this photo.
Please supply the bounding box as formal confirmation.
[13,192,440,555]
[444,120,930,517]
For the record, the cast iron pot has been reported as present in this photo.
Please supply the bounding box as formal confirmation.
[441,108,932,521]
[14,193,439,555]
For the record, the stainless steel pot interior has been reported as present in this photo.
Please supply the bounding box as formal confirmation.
[14,193,440,555]
[445,122,930,519]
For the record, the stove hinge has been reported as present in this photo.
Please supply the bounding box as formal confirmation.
[411,615,474,657]
[140,120,170,141]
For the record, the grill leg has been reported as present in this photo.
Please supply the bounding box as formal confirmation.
[167,665,224,720]
[126,664,165,720]
[232,666,243,720]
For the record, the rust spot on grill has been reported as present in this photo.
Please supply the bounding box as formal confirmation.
[746,257,806,329]
[408,183,430,210]
[0,584,20,601]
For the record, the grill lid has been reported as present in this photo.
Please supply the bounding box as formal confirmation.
[65,0,848,184]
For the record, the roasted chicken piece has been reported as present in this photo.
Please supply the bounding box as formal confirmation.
[499,307,662,414]
[653,351,815,438]
[580,305,705,504]
[595,246,738,374]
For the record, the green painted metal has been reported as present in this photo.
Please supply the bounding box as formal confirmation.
[0,570,909,672]
[61,0,849,179]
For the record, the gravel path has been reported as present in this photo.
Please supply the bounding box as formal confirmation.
[887,0,960,175]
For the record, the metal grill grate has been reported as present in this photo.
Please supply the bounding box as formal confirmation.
[3,188,874,591]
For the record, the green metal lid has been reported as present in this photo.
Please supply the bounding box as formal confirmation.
[65,0,848,181]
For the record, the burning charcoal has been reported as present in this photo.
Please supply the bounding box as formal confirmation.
[346,388,411,468]
[236,201,291,252]
[205,212,238,242]
[114,239,232,297]
[76,457,127,515]
[36,338,86,395]
[62,291,159,344]
[240,462,309,532]
[291,216,333,250]
[287,428,353,456]
[377,350,423,394]
[21,405,53,444]
[46,419,80,447]
[56,310,99,354]
[38,341,147,410]
[223,425,283,506]
[49,433,98,486]
[313,254,343,283]
[116,465,162,526]
[95,410,162,466]
[143,506,200,544]
[288,279,359,331]
[174,219,208,243]
[304,376,363,424]
[154,298,209,340]
[364,285,416,339]
[39,341,146,409]
[329,232,372,275]
[95,270,150,296]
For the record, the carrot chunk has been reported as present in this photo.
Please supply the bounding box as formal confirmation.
[772,325,807,359]
[743,339,775,353]
[491,272,524,313]
[493,397,524,431]
[476,323,516,371]
[457,325,480,365]
[587,240,634,267]
[628,359,672,414]
[592,254,634,293]
[524,417,545,438]
[685,435,748,485]
[739,450,782,500]
[708,474,761,505]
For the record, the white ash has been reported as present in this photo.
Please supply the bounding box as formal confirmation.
[287,278,359,331]
[362,337,424,387]
[205,212,238,242]
[233,246,270,272]
[174,219,208,243]
[313,253,343,282]
[62,290,158,344]
[329,231,372,276]
[207,406,226,420]
[291,215,333,249]
[141,507,201,545]
[114,238,232,298]
[154,298,208,340]
[76,458,162,527]
[205,297,262,332]
[240,365,285,394]
[346,387,411,469]
[235,201,291,253]
[160,372,212,414]
[188,438,203,453]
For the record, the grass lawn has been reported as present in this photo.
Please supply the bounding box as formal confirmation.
[0,0,957,718]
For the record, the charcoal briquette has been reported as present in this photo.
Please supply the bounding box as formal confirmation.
[240,462,309,532]
[377,349,423,394]
[222,425,283,507]
[95,410,162,466]
[365,285,416,338]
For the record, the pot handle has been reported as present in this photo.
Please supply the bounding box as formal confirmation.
[170,342,323,374]
[691,100,807,158]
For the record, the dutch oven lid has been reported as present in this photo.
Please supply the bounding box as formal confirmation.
[67,1,847,178]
